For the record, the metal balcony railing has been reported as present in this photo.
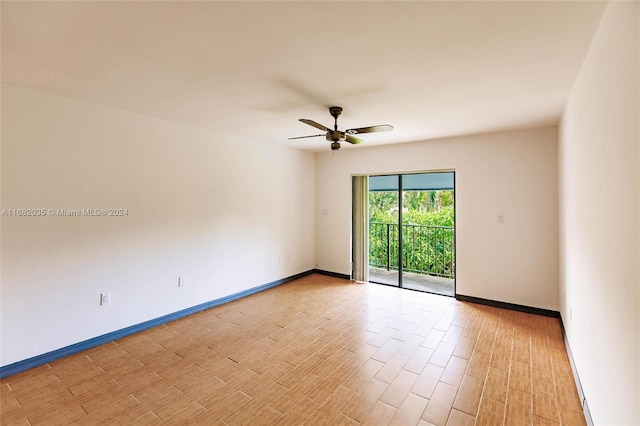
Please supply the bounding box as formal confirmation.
[369,222,455,279]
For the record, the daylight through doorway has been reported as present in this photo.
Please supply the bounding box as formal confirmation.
[367,172,455,296]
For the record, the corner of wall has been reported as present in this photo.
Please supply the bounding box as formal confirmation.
[557,1,640,423]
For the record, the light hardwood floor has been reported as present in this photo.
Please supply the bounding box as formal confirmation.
[1,274,585,425]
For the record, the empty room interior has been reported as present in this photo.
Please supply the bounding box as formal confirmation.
[1,2,638,425]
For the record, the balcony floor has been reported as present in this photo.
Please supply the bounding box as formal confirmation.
[368,267,455,297]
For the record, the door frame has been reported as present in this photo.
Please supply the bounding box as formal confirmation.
[352,170,456,296]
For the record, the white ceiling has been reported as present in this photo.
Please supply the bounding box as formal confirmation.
[1,1,607,152]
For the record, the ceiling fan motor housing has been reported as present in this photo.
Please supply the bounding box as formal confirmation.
[326,130,346,142]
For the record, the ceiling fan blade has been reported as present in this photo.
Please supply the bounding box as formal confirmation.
[346,135,364,145]
[288,134,325,140]
[299,119,331,132]
[346,124,394,135]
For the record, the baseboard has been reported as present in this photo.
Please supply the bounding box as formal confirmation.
[558,315,594,426]
[455,294,560,318]
[0,270,315,379]
[312,269,351,280]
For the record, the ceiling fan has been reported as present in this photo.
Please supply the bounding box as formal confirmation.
[290,106,393,151]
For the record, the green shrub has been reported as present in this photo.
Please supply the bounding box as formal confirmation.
[369,191,455,278]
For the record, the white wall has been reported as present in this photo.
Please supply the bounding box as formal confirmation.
[0,85,316,366]
[315,126,559,311]
[559,1,639,424]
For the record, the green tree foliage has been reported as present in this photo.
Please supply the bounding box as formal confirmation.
[369,190,454,226]
[369,190,455,278]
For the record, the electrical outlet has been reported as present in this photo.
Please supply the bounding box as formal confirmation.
[100,292,111,306]
[497,214,505,223]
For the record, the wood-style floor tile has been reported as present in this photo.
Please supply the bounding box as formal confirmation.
[421,381,458,426]
[0,274,586,426]
[404,347,435,374]
[476,397,505,426]
[509,359,532,393]
[380,369,419,408]
[484,367,509,403]
[390,392,429,426]
[307,366,354,404]
[277,397,319,425]
[362,400,397,426]
[453,335,477,360]
[533,388,560,423]
[446,409,475,426]
[342,378,388,423]
[306,385,356,425]
[533,414,560,426]
[333,414,360,426]
[374,353,410,384]
[412,363,445,399]
[440,356,468,387]
[452,374,483,416]
[466,350,491,379]
[505,388,532,425]
[429,342,456,368]
[422,329,446,350]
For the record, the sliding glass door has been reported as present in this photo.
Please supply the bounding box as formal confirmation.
[368,175,401,287]
[367,172,455,296]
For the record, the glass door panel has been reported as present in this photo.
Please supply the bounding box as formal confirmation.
[368,175,400,287]
[368,172,456,297]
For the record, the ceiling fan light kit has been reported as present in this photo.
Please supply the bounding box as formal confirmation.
[290,106,393,151]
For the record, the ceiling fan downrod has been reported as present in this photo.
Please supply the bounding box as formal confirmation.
[329,106,342,131]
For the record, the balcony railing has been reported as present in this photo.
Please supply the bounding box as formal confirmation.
[369,222,455,279]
